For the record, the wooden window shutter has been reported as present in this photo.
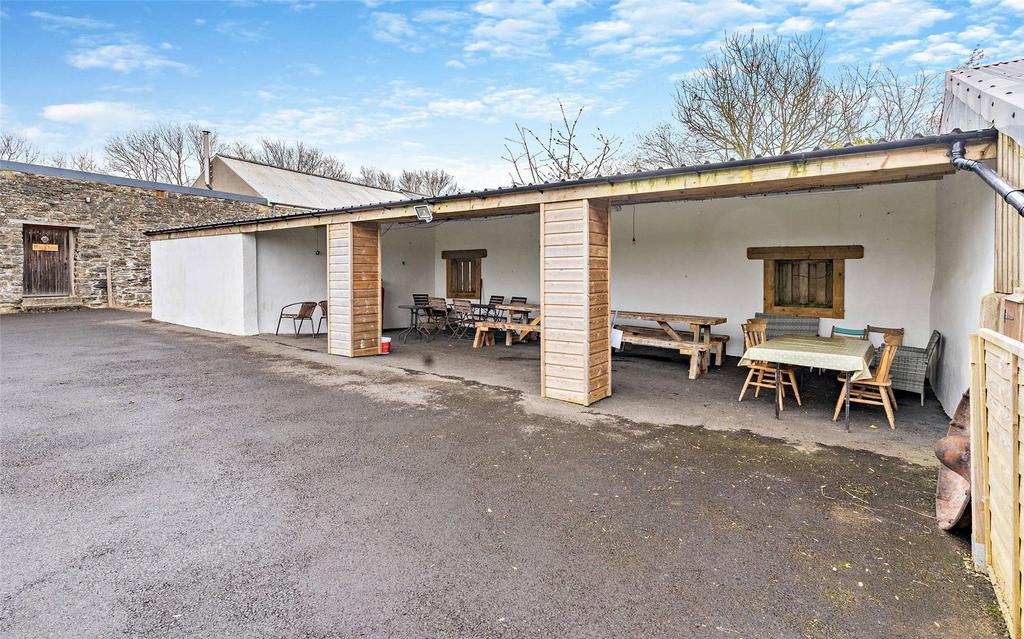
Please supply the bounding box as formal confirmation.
[442,249,486,298]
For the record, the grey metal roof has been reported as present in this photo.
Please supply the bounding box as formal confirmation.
[212,155,410,210]
[145,128,997,236]
[0,160,269,204]
[942,58,1024,146]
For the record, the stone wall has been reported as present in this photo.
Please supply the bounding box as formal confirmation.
[0,168,271,312]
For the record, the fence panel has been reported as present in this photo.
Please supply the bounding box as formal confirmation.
[972,328,1024,636]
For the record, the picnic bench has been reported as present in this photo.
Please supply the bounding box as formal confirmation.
[473,302,541,347]
[613,310,728,379]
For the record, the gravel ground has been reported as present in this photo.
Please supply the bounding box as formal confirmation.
[0,310,1002,638]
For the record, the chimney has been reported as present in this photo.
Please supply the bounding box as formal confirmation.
[201,130,212,189]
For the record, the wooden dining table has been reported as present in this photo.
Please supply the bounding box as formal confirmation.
[495,302,541,342]
[613,310,728,379]
[739,335,875,430]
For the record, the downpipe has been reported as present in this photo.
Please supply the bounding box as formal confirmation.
[950,140,1024,215]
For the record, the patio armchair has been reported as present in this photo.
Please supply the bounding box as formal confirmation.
[276,301,318,336]
[738,318,802,408]
[834,332,903,429]
[315,300,328,336]
[869,330,941,406]
[754,313,819,339]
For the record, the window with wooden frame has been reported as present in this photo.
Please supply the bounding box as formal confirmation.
[442,249,486,299]
[747,245,864,319]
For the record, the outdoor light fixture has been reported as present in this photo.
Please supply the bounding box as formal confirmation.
[414,203,433,223]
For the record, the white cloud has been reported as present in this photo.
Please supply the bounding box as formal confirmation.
[464,0,574,57]
[577,0,769,60]
[873,39,920,57]
[372,12,418,47]
[777,16,816,34]
[30,11,112,30]
[42,101,153,130]
[215,20,266,42]
[67,42,188,73]
[826,0,952,37]
[445,59,467,69]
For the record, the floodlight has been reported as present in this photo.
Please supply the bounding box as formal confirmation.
[414,204,433,223]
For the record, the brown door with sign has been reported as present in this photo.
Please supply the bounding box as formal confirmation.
[23,226,71,296]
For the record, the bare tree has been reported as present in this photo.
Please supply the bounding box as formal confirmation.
[873,68,941,140]
[0,132,42,163]
[104,128,163,182]
[398,169,461,196]
[49,151,100,173]
[358,166,399,191]
[104,122,215,185]
[627,122,708,171]
[502,103,621,186]
[671,33,876,160]
[223,138,351,180]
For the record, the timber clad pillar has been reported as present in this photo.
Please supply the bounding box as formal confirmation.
[995,132,1024,294]
[327,221,381,357]
[540,199,611,405]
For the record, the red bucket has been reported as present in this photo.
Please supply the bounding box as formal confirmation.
[380,336,392,354]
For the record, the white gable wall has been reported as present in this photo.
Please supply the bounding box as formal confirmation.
[930,169,995,412]
[152,233,258,335]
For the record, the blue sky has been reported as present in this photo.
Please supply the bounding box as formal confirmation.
[1,0,1022,188]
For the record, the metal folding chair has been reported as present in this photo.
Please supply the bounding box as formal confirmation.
[276,302,317,336]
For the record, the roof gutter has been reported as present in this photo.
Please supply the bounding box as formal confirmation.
[950,140,1024,216]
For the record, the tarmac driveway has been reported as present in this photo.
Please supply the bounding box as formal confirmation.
[0,310,1001,637]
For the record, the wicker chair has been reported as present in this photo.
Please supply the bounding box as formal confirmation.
[870,330,941,406]
[754,312,820,339]
[485,295,506,321]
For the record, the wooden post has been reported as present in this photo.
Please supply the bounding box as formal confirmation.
[327,221,381,357]
[995,132,1024,294]
[106,262,113,308]
[539,199,611,406]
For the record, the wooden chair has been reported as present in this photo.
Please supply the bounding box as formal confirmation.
[412,293,430,328]
[423,297,450,339]
[448,299,475,343]
[833,332,903,429]
[276,302,317,336]
[314,300,328,337]
[738,319,801,408]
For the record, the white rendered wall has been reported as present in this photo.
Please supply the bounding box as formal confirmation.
[381,224,436,329]
[380,215,541,329]
[611,181,938,356]
[432,214,540,305]
[255,227,327,334]
[930,169,995,414]
[151,233,257,335]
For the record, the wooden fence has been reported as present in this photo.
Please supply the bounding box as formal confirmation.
[972,328,1024,636]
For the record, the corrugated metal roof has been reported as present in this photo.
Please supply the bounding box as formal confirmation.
[1,160,269,204]
[942,58,1024,146]
[214,155,410,209]
[146,128,997,236]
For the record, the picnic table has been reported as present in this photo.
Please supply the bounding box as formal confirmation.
[474,302,541,347]
[738,334,874,430]
[613,310,728,379]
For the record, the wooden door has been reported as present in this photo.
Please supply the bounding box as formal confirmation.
[23,226,71,296]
